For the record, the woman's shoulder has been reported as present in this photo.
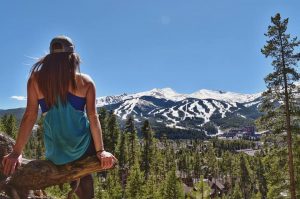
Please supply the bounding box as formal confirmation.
[75,73,95,92]
[76,73,94,84]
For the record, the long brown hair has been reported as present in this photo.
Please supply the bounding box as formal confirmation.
[30,49,81,109]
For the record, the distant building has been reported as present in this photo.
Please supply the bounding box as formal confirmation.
[243,126,255,134]
[222,132,237,138]
[217,126,264,141]
[236,149,260,156]
[229,128,243,134]
[207,177,225,198]
[181,177,194,187]
[243,132,261,140]
[180,176,197,198]
[256,130,272,136]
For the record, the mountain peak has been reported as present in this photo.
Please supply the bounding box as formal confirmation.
[150,87,178,95]
[154,87,175,92]
[145,87,186,101]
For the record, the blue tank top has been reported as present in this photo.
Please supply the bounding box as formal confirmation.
[39,95,92,165]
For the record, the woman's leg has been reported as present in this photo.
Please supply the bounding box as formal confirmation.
[70,174,94,199]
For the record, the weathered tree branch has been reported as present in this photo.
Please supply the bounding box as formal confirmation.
[0,132,118,198]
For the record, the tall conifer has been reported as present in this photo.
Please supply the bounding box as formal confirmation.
[141,120,155,180]
[124,115,139,167]
[260,13,300,198]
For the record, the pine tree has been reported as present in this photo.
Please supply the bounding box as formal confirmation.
[161,166,185,199]
[239,155,251,199]
[260,13,300,199]
[115,131,129,195]
[204,147,218,178]
[141,120,155,180]
[0,114,8,132]
[294,137,300,198]
[232,184,243,199]
[98,107,109,151]
[116,131,128,169]
[264,148,289,198]
[35,116,45,159]
[21,116,45,159]
[160,133,168,146]
[124,162,145,199]
[164,145,176,176]
[141,171,162,199]
[152,141,165,184]
[256,157,268,199]
[98,107,108,127]
[94,175,110,199]
[124,115,139,168]
[105,169,123,199]
[0,114,17,139]
[199,175,205,199]
[193,152,202,179]
[106,111,120,154]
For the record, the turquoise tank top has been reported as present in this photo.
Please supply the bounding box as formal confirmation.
[42,98,92,165]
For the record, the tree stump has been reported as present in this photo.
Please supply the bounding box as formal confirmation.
[0,132,118,199]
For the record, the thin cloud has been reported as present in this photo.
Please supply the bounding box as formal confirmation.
[24,55,40,60]
[11,96,27,101]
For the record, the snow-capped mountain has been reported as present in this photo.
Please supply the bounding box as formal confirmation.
[97,88,264,135]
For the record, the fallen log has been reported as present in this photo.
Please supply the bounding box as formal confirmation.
[0,132,118,199]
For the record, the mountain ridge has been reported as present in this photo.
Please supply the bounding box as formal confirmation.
[96,87,262,107]
[95,87,265,137]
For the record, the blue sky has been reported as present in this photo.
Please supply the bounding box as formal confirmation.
[1,0,300,109]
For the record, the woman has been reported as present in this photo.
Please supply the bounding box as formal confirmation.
[2,35,116,198]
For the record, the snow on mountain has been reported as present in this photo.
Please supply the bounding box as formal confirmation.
[189,89,262,104]
[96,88,186,107]
[95,87,265,134]
[96,93,128,107]
[130,87,187,101]
[96,87,262,107]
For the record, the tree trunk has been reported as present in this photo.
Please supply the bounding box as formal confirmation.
[0,132,118,199]
[279,30,297,199]
[283,72,297,199]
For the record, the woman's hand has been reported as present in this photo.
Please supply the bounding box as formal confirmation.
[2,151,22,176]
[96,150,117,169]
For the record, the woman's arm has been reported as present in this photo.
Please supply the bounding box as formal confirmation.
[86,79,104,152]
[2,75,39,176]
[85,76,116,169]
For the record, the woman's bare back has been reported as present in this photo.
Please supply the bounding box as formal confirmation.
[34,73,93,100]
